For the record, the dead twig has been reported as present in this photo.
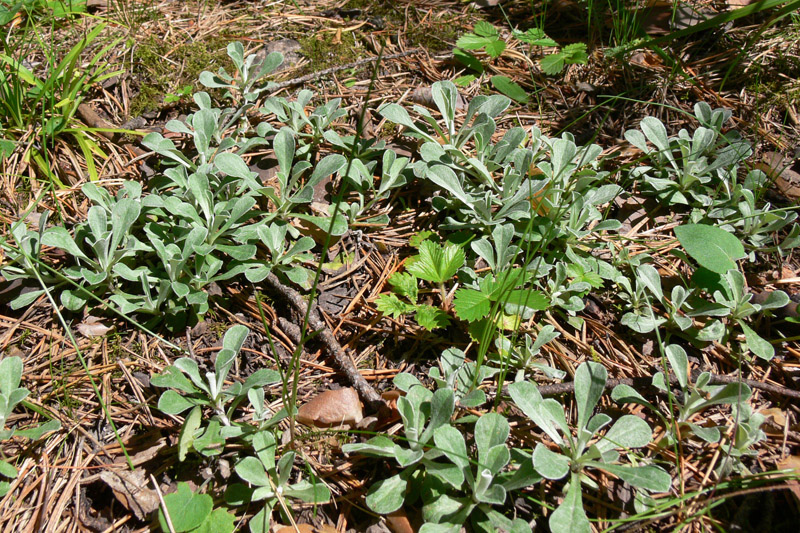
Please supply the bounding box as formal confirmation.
[267,49,423,93]
[264,273,384,411]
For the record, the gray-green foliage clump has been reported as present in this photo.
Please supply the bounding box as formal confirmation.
[1,42,409,329]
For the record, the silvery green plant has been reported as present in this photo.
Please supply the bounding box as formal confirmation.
[227,430,330,533]
[0,356,60,497]
[509,362,672,533]
[618,264,693,334]
[420,413,534,533]
[625,102,752,208]
[1,214,56,309]
[430,347,500,408]
[492,325,564,383]
[379,81,546,232]
[708,169,800,253]
[260,90,347,157]
[612,344,751,445]
[342,374,456,513]
[37,182,145,311]
[716,403,767,476]
[686,269,788,359]
[257,127,348,234]
[151,325,280,458]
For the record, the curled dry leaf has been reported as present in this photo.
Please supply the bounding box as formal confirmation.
[409,87,467,112]
[99,469,160,520]
[77,316,112,338]
[296,387,363,428]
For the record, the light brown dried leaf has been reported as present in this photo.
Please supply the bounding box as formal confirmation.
[296,388,363,428]
[99,469,160,520]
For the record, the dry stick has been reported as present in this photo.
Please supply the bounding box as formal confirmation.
[503,370,800,400]
[263,273,384,411]
[267,49,423,93]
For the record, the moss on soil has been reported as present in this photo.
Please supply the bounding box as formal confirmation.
[129,35,231,117]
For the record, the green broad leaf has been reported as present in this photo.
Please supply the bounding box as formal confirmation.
[157,482,213,533]
[158,390,197,415]
[675,224,745,274]
[508,381,563,445]
[0,459,17,479]
[574,361,608,432]
[284,479,331,503]
[406,240,465,284]
[739,321,774,360]
[532,443,569,480]
[513,28,558,47]
[193,508,236,533]
[595,415,652,454]
[504,289,549,311]
[474,21,499,38]
[490,76,528,103]
[453,288,492,322]
[592,462,672,493]
[453,49,483,74]
[293,211,349,236]
[415,305,452,330]
[540,52,566,75]
[561,42,588,64]
[0,356,22,396]
[178,406,202,461]
[456,34,492,50]
[366,472,408,514]
[549,474,590,533]
[484,40,506,59]
[388,272,419,301]
[375,293,415,318]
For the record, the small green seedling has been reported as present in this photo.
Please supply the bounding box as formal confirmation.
[342,374,455,514]
[227,430,330,532]
[509,362,672,533]
[0,356,60,497]
[152,325,280,458]
[158,482,236,533]
[612,344,752,445]
[419,413,534,533]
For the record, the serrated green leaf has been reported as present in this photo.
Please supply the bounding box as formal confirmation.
[375,293,415,318]
[406,240,465,284]
[388,272,419,301]
[453,288,492,322]
[415,305,452,330]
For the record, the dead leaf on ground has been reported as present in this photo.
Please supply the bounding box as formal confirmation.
[77,316,112,338]
[99,468,160,520]
[296,388,363,428]
[386,508,415,533]
[409,87,467,112]
[757,152,800,201]
[777,455,800,502]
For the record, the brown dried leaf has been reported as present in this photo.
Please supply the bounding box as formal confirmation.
[77,316,112,338]
[386,508,416,533]
[99,469,160,520]
[777,456,800,502]
[296,388,363,428]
